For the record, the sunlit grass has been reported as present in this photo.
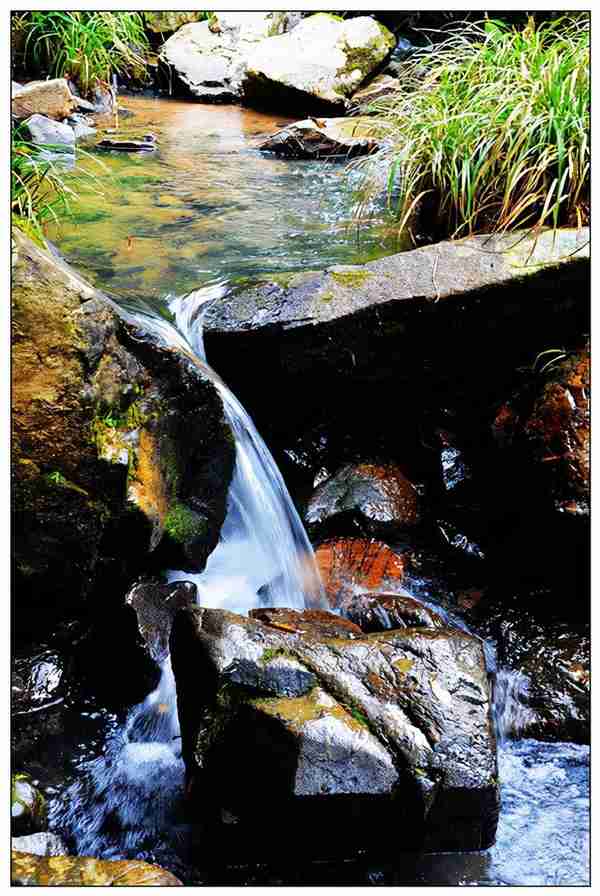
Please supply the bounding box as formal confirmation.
[13,11,150,96]
[352,15,589,243]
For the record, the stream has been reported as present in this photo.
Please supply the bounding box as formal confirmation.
[40,94,589,886]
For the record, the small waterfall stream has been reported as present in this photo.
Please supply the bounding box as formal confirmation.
[50,284,325,864]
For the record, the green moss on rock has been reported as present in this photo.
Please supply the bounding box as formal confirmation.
[164,503,207,544]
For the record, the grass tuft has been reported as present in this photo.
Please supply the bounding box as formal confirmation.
[13,11,150,96]
[352,15,589,243]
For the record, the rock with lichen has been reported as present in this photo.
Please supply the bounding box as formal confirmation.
[243,14,396,112]
[170,605,499,861]
[12,231,234,618]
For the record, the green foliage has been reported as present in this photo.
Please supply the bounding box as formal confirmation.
[353,16,589,242]
[164,503,207,544]
[12,125,106,244]
[13,11,150,95]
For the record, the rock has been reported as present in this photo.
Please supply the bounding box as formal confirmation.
[493,343,590,517]
[12,832,68,857]
[205,229,589,342]
[306,462,422,535]
[12,81,24,96]
[11,78,78,122]
[96,135,157,152]
[250,607,363,640]
[441,446,471,492]
[73,95,97,113]
[126,578,198,661]
[315,538,406,607]
[92,85,116,114]
[11,775,47,835]
[159,13,290,103]
[171,606,499,859]
[258,116,380,159]
[144,11,208,36]
[67,113,96,140]
[11,852,182,886]
[350,73,400,108]
[384,37,416,76]
[22,115,75,152]
[12,231,235,621]
[12,649,64,715]
[342,592,446,634]
[244,14,395,112]
[467,598,589,743]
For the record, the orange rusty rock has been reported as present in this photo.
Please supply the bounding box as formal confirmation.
[315,538,406,608]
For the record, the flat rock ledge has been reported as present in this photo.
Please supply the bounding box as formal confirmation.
[171,605,499,864]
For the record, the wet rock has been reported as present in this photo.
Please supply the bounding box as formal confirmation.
[11,852,182,886]
[258,116,380,159]
[92,85,116,114]
[12,832,68,857]
[159,13,290,103]
[493,343,590,517]
[11,774,47,835]
[22,114,75,152]
[342,592,446,634]
[126,578,198,661]
[244,14,395,112]
[315,537,406,607]
[250,607,363,639]
[384,37,416,75]
[72,95,97,113]
[171,606,499,859]
[12,81,24,97]
[12,649,64,715]
[11,78,78,122]
[440,446,471,492]
[307,462,422,536]
[96,134,157,152]
[12,231,235,621]
[467,598,589,743]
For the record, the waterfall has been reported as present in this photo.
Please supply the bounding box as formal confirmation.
[50,282,324,861]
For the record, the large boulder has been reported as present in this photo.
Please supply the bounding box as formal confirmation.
[159,12,292,102]
[258,116,381,159]
[12,78,78,122]
[244,14,396,112]
[11,852,182,886]
[171,606,499,862]
[12,231,235,620]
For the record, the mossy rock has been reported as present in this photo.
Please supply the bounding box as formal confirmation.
[11,852,182,886]
[12,231,235,619]
[11,774,47,836]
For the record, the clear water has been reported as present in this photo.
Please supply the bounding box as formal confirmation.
[47,95,402,308]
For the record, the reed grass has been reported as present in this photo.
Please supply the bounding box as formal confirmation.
[13,11,149,95]
[11,126,105,245]
[353,16,589,243]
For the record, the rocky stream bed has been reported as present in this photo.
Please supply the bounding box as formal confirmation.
[12,11,589,888]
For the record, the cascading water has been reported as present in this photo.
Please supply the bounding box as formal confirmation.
[50,283,325,865]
